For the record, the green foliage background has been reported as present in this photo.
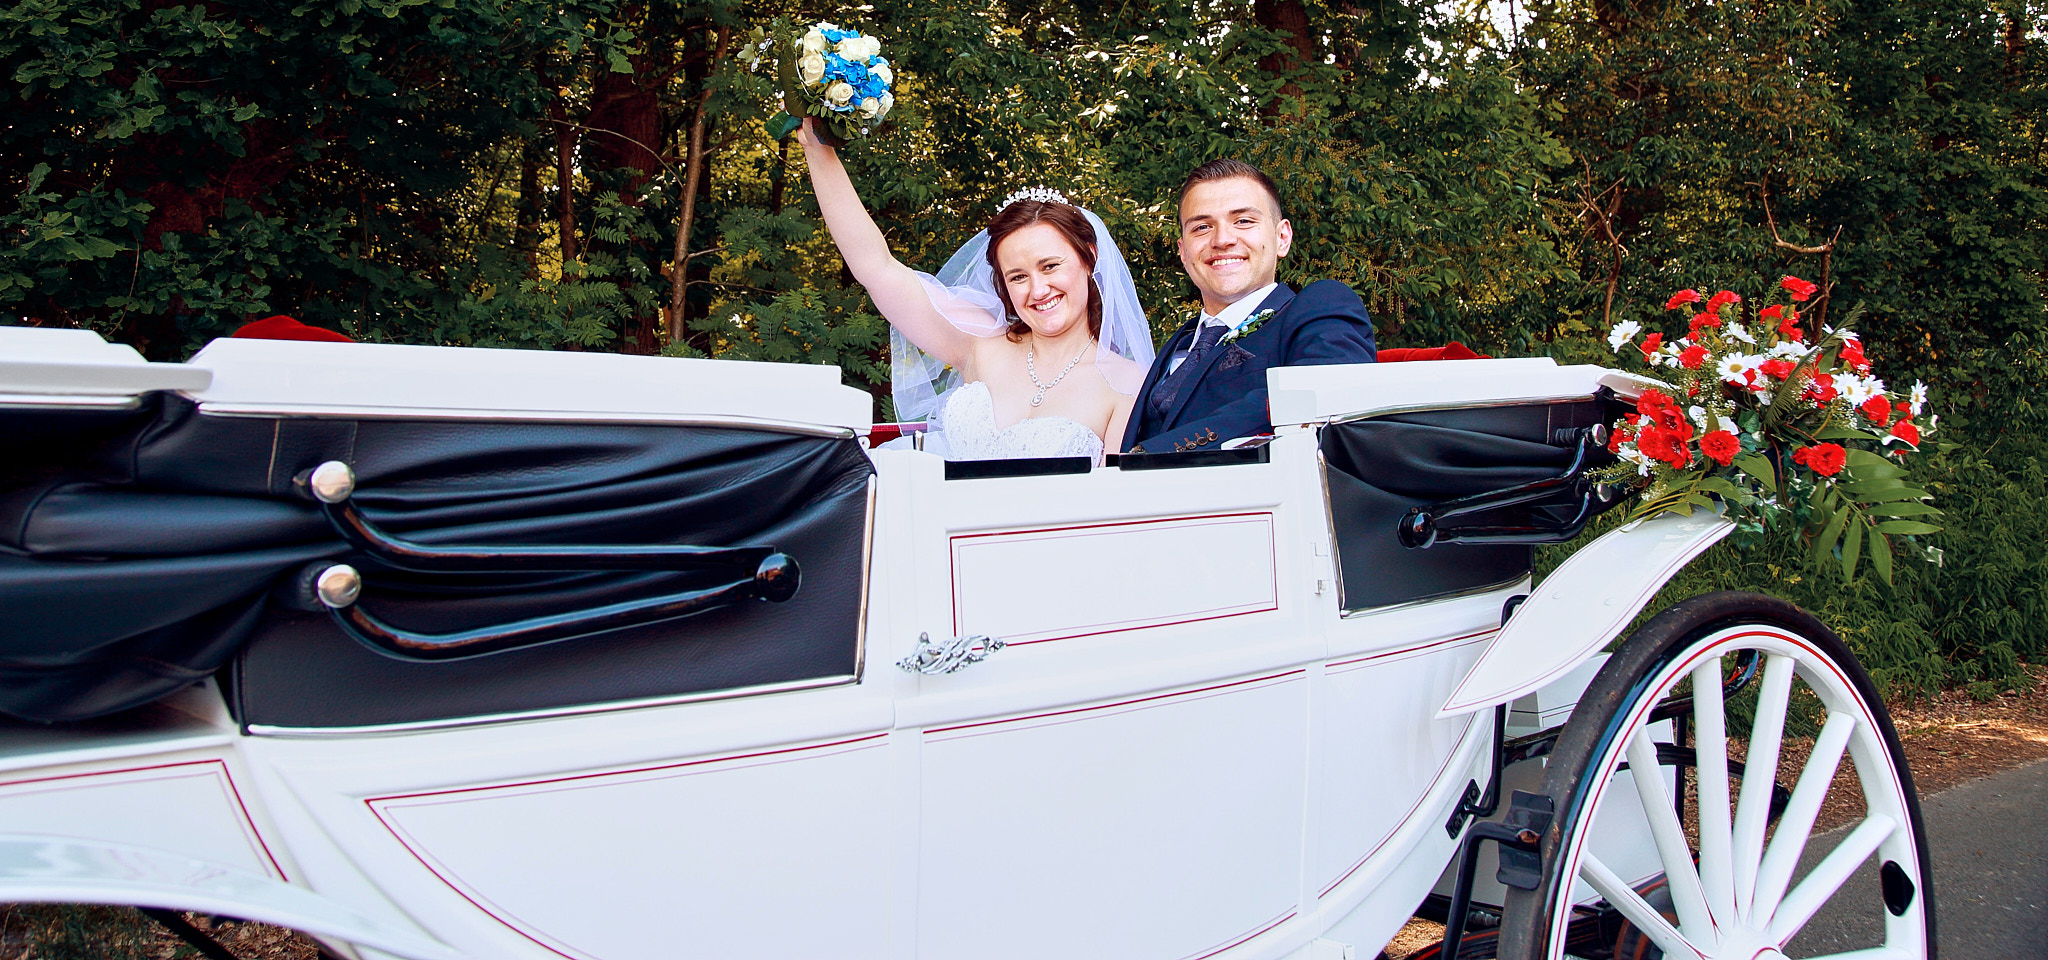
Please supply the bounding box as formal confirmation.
[3,0,2044,693]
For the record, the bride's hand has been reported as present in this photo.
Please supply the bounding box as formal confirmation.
[796,117,830,151]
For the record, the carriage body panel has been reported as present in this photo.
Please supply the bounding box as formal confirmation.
[0,331,1663,959]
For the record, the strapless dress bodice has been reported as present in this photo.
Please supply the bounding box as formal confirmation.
[935,381,1104,464]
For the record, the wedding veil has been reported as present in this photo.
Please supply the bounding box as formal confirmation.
[892,206,1154,423]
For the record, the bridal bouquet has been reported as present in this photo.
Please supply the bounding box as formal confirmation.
[752,21,895,145]
[1601,275,1942,584]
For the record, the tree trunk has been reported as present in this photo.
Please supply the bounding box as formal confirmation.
[581,5,671,355]
[1254,0,1314,107]
[668,26,731,349]
[550,94,580,266]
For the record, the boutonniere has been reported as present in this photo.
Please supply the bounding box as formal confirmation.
[1219,309,1276,346]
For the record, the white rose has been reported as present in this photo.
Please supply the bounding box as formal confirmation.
[871,62,892,86]
[826,81,854,105]
[799,52,826,85]
[875,92,894,119]
[836,37,870,63]
[801,29,827,53]
[858,97,880,118]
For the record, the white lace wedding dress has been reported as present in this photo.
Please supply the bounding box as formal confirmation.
[932,381,1105,463]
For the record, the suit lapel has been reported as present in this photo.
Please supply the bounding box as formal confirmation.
[1126,318,1199,449]
[1159,285,1296,429]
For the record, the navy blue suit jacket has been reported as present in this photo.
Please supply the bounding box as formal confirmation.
[1124,280,1377,453]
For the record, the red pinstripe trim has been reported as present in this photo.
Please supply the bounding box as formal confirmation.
[1325,629,1497,672]
[0,758,287,880]
[926,671,1305,737]
[1317,712,1480,898]
[949,512,1280,641]
[367,732,889,804]
[1178,907,1296,960]
[947,511,1275,543]
[366,733,890,960]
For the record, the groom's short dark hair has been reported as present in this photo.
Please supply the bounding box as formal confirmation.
[1178,159,1286,219]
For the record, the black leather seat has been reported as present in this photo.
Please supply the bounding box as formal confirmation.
[0,393,873,725]
[1320,399,1615,612]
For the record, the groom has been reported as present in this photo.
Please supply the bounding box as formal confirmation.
[1124,159,1377,454]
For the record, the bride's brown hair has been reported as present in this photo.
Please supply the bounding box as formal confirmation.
[983,201,1105,343]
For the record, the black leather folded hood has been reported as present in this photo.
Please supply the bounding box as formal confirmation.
[1320,403,1599,611]
[0,393,874,724]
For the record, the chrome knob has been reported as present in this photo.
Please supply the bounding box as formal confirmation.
[314,564,362,608]
[300,461,356,504]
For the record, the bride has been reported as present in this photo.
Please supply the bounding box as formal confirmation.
[798,120,1153,462]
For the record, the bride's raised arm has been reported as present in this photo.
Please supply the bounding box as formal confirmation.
[798,120,990,371]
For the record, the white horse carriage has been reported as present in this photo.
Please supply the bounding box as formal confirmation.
[0,327,1932,960]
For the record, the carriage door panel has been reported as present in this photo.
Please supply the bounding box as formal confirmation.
[918,672,1307,960]
[907,463,1314,960]
[363,734,891,960]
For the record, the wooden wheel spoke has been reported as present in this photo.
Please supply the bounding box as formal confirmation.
[1624,728,1717,939]
[1765,814,1897,944]
[1733,653,1796,918]
[1581,853,1706,960]
[1752,710,1857,920]
[1690,656,1737,925]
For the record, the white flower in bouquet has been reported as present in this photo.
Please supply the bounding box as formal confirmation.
[1717,353,1759,384]
[826,81,854,106]
[872,61,893,85]
[801,28,827,53]
[858,97,880,118]
[1607,319,1641,352]
[875,92,894,119]
[799,52,826,85]
[837,36,877,62]
[1910,380,1928,415]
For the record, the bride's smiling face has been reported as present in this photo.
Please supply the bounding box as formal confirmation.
[996,223,1092,340]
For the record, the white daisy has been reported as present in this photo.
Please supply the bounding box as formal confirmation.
[1607,319,1642,353]
[1718,353,1762,385]
[1726,321,1756,344]
[1910,380,1928,416]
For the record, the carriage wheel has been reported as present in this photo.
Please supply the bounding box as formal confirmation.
[1495,591,1935,960]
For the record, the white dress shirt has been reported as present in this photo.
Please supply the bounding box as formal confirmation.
[1167,282,1280,374]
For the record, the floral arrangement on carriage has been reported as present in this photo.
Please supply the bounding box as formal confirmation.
[1601,275,1942,584]
[751,20,895,146]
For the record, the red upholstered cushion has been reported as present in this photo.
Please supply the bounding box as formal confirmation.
[231,315,355,343]
[1378,342,1486,362]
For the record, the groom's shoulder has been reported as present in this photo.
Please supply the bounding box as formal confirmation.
[1288,279,1368,315]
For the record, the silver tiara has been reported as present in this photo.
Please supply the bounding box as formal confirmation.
[998,186,1070,211]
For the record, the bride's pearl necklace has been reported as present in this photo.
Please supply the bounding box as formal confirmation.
[1026,337,1094,407]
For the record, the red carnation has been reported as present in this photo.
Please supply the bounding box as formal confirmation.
[1760,358,1796,380]
[1760,305,1784,322]
[1839,338,1870,373]
[1639,332,1665,361]
[1781,275,1819,302]
[1890,420,1921,447]
[1860,395,1893,427]
[1705,290,1742,311]
[1804,375,1838,404]
[1666,289,1703,310]
[1699,429,1740,466]
[1689,312,1724,337]
[1637,423,1693,468]
[1679,344,1709,369]
[1636,388,1688,431]
[1794,442,1847,476]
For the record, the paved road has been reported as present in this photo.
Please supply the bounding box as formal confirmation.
[1789,757,2048,959]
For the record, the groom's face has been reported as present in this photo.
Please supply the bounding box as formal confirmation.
[1177,176,1293,317]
